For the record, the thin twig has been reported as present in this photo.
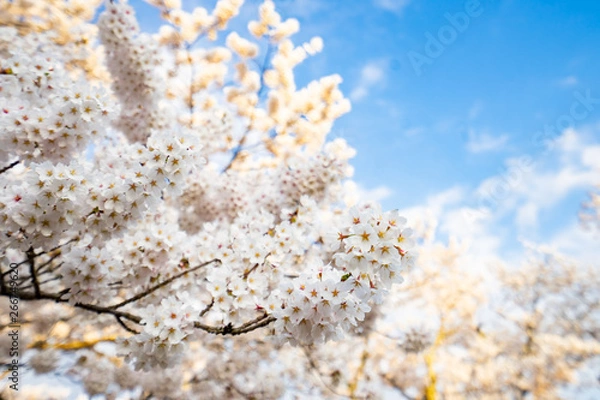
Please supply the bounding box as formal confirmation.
[116,316,140,334]
[200,298,214,317]
[20,276,61,290]
[193,314,275,336]
[109,258,219,309]
[3,237,77,274]
[2,288,276,337]
[0,160,19,174]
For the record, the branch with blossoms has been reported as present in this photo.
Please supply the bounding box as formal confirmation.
[0,256,284,338]
[0,0,416,385]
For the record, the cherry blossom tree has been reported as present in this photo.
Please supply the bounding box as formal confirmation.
[1,2,598,399]
[0,0,415,397]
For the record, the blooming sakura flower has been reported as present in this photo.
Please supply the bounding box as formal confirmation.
[0,1,417,387]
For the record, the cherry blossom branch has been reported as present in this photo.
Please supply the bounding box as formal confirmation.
[200,298,214,317]
[0,159,19,174]
[109,258,220,309]
[26,247,41,297]
[116,316,140,334]
[3,287,278,338]
[193,313,276,336]
[13,290,143,324]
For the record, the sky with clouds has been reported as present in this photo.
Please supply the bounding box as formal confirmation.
[274,0,600,263]
[128,0,600,263]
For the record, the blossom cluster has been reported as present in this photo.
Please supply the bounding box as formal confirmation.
[61,245,121,305]
[199,198,319,326]
[224,3,350,155]
[1,162,78,249]
[0,127,199,254]
[0,0,417,390]
[0,0,108,81]
[150,0,244,44]
[0,28,112,165]
[178,138,355,231]
[268,205,415,344]
[195,337,286,399]
[98,1,170,143]
[120,292,205,371]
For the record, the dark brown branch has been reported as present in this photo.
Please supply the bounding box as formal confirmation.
[20,276,61,290]
[0,160,19,174]
[109,258,220,309]
[3,288,276,337]
[116,316,140,334]
[26,247,41,297]
[200,298,214,317]
[35,253,64,275]
[2,254,275,337]
[193,313,275,336]
[0,263,5,294]
[14,290,143,324]
[242,263,259,279]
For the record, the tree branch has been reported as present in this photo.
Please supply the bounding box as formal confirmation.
[3,288,276,336]
[13,290,143,324]
[116,316,140,334]
[193,313,275,336]
[109,258,220,309]
[26,247,41,297]
[0,159,19,174]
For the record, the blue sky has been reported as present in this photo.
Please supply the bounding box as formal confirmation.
[128,0,600,260]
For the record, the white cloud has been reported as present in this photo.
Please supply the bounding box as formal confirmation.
[374,0,411,13]
[350,87,368,101]
[470,130,599,232]
[357,184,393,203]
[350,61,386,101]
[342,181,394,207]
[466,129,509,153]
[399,127,600,268]
[582,146,600,169]
[546,222,600,265]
